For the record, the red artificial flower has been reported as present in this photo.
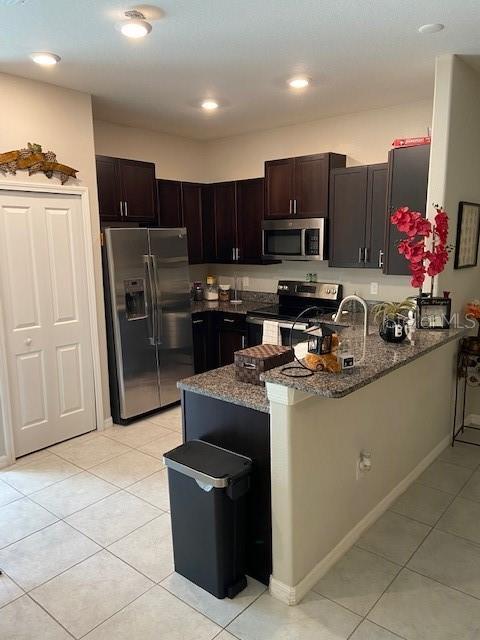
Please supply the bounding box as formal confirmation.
[391,205,450,289]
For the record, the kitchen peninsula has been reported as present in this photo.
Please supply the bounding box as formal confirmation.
[178,327,462,604]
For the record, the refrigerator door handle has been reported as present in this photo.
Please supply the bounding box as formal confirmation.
[144,254,156,346]
[151,254,163,345]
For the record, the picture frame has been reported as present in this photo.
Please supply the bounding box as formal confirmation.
[454,201,480,269]
[416,296,452,330]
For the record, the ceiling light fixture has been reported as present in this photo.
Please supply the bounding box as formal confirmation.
[119,10,152,38]
[30,52,61,66]
[418,23,444,34]
[201,99,219,111]
[288,76,310,89]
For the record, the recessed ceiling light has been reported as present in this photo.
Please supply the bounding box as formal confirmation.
[118,10,152,38]
[288,76,310,90]
[418,23,444,34]
[30,52,60,66]
[201,99,219,111]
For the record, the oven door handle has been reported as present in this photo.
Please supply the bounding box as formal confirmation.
[246,316,309,331]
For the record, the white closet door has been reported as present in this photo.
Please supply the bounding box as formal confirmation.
[0,191,95,456]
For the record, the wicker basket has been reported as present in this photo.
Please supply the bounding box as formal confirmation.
[234,344,294,386]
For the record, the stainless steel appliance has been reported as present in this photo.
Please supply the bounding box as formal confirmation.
[262,218,327,261]
[104,228,193,424]
[247,280,342,347]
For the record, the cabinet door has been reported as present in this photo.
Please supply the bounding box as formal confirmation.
[182,182,203,264]
[214,182,237,262]
[201,185,216,262]
[157,179,182,227]
[365,163,388,269]
[236,178,264,261]
[384,144,430,275]
[217,314,247,366]
[192,313,209,373]
[294,154,329,217]
[329,166,368,268]
[119,159,157,223]
[96,156,122,222]
[264,158,294,218]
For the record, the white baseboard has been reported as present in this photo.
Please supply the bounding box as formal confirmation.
[0,454,13,470]
[102,416,113,431]
[466,414,480,427]
[269,433,451,606]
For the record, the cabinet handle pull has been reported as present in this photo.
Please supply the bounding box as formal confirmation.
[192,319,204,324]
[232,248,236,261]
[119,201,123,217]
[124,201,128,217]
[241,335,247,348]
[223,318,235,323]
[293,199,297,215]
[358,247,364,263]
[364,247,369,263]
[289,199,292,215]
[378,250,384,268]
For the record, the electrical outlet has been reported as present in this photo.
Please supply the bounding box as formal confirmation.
[242,277,249,288]
[370,282,379,295]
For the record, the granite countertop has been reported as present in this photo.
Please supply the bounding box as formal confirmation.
[178,364,270,413]
[191,300,262,315]
[261,328,463,398]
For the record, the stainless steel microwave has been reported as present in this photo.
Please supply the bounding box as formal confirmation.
[262,218,327,261]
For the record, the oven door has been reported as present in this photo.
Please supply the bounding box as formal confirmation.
[262,219,325,261]
[246,316,310,348]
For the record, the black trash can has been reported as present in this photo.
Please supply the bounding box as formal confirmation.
[164,439,252,599]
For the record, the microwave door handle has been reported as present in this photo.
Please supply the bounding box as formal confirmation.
[144,255,156,346]
[300,229,307,257]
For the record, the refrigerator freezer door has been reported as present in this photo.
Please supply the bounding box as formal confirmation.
[105,228,161,419]
[149,228,194,407]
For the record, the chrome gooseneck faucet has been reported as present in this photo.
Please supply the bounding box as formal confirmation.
[333,294,370,339]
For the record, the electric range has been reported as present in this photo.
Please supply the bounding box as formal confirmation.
[246,280,342,346]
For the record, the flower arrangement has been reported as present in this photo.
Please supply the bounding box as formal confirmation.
[465,300,480,337]
[391,205,451,292]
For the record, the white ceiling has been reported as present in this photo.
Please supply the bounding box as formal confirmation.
[1,0,480,140]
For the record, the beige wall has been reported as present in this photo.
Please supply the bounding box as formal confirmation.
[427,55,480,417]
[93,120,207,183]
[428,55,480,312]
[269,338,458,597]
[204,99,433,301]
[0,72,110,456]
[204,99,433,181]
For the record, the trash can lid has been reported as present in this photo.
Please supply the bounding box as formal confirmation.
[163,440,252,488]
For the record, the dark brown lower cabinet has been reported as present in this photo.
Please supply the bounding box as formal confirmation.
[329,163,388,268]
[383,144,430,275]
[182,390,272,585]
[192,312,214,374]
[216,313,247,367]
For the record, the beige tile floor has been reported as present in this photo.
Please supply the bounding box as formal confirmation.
[1,410,480,639]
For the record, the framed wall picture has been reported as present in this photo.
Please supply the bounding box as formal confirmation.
[454,201,480,269]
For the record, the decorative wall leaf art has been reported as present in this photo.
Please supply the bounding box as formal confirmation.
[0,142,78,184]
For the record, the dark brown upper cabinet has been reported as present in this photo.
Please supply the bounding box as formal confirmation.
[329,163,388,269]
[213,182,237,262]
[236,178,264,261]
[383,144,431,275]
[96,155,157,224]
[157,179,182,227]
[265,153,346,219]
[182,182,204,264]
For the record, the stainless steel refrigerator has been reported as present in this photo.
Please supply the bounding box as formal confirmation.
[104,228,194,424]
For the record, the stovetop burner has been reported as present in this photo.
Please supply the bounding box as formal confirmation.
[249,304,335,322]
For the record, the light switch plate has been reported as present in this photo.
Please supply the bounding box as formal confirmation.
[370,282,379,295]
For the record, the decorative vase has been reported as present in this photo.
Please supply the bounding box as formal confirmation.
[379,317,407,343]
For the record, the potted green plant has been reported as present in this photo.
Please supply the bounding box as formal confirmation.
[372,299,416,343]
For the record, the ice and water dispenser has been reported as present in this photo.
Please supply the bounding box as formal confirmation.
[124,278,147,320]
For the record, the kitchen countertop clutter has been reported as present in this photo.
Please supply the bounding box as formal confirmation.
[179,328,463,410]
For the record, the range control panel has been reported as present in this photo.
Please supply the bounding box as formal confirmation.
[276,280,342,301]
